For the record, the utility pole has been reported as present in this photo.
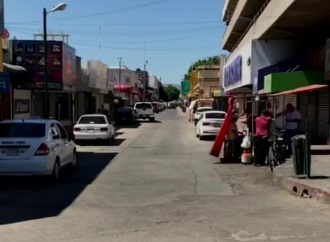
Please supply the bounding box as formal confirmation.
[143,60,148,101]
[118,57,122,97]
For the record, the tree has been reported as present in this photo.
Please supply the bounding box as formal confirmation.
[165,85,180,101]
[186,55,220,78]
[159,82,168,101]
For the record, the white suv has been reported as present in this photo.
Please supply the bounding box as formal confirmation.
[134,102,155,122]
[0,119,77,180]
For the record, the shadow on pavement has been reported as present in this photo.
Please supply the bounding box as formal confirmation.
[0,152,117,225]
[139,120,162,123]
[115,123,141,130]
[78,138,125,147]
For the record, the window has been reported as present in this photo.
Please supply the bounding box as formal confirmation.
[0,123,45,138]
[205,112,226,119]
[56,123,68,139]
[78,116,106,124]
[135,103,152,109]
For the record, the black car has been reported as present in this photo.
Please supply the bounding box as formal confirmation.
[116,107,138,125]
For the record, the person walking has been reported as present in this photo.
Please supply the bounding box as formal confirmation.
[280,103,302,156]
[254,110,272,166]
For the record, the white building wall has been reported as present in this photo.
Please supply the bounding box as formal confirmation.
[87,60,108,90]
[251,39,299,92]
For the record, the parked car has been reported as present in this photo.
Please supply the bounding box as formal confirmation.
[194,106,213,125]
[152,102,160,113]
[73,114,115,144]
[116,107,138,125]
[134,102,155,122]
[0,118,77,180]
[196,111,226,140]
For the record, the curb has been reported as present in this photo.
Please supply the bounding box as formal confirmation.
[272,172,330,204]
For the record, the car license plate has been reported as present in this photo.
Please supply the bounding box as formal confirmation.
[213,123,220,127]
[7,149,20,156]
[86,127,94,132]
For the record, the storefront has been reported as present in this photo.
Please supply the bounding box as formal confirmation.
[11,40,76,125]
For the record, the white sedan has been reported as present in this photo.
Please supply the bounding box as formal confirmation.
[74,114,115,144]
[196,111,227,140]
[0,119,77,180]
[194,106,213,125]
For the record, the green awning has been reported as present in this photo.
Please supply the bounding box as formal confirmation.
[264,71,327,94]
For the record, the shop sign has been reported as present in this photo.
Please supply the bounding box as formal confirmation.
[14,99,30,114]
[0,72,9,94]
[181,80,190,95]
[12,40,75,90]
[224,55,242,88]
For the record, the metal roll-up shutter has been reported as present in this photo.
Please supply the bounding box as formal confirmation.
[284,94,297,107]
[13,89,32,119]
[317,88,330,144]
[307,92,318,143]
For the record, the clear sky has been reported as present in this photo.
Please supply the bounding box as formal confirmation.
[5,0,227,84]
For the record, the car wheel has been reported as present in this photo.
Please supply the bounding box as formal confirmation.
[149,117,155,122]
[70,152,77,172]
[50,160,60,182]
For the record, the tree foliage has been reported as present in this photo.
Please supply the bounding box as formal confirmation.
[186,56,220,77]
[158,82,168,102]
[164,85,180,101]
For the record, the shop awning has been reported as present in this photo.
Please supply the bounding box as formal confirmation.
[272,84,328,96]
[3,63,27,72]
[114,84,132,93]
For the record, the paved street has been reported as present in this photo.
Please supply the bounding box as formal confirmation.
[0,109,330,241]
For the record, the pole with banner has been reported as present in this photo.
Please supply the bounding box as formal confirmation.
[210,96,235,157]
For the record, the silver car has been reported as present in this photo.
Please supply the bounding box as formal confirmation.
[0,119,77,180]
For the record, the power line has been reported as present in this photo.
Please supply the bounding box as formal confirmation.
[58,0,171,21]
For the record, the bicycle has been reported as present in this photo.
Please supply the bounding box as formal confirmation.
[267,129,286,172]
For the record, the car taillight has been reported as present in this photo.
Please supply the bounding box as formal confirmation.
[202,122,212,126]
[100,127,108,131]
[34,143,50,156]
[74,127,81,131]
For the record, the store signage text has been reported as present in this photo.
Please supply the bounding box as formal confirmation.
[224,55,242,88]
[14,99,30,114]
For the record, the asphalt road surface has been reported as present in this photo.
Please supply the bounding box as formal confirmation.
[0,109,330,242]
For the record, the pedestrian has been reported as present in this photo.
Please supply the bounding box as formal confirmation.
[188,99,196,122]
[254,110,272,166]
[278,103,302,156]
[226,113,241,160]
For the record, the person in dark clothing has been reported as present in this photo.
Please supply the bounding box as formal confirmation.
[254,110,272,166]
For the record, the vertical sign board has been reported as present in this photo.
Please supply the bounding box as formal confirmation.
[224,55,242,89]
[12,40,64,90]
[325,39,330,80]
[0,72,9,94]
[181,80,190,96]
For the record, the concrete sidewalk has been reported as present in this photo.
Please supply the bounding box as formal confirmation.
[273,153,330,204]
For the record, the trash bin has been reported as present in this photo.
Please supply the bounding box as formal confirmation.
[291,135,311,177]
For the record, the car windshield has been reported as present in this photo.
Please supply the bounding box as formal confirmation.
[0,123,45,138]
[135,103,152,109]
[118,108,132,113]
[197,108,212,113]
[78,116,106,124]
[205,113,226,119]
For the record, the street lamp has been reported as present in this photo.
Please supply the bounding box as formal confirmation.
[43,2,67,118]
